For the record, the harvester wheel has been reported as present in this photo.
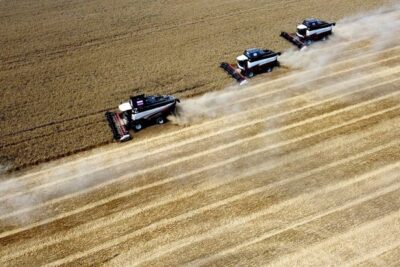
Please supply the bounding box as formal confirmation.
[156,117,165,124]
[246,71,254,78]
[134,122,143,131]
[266,67,272,73]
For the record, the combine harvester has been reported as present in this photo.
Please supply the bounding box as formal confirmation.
[220,48,281,85]
[105,94,180,142]
[281,18,336,49]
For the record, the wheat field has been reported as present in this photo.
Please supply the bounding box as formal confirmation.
[0,0,391,170]
[1,4,400,264]
[1,0,400,266]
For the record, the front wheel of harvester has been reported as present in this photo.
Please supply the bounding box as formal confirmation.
[266,67,273,73]
[245,71,254,78]
[156,116,165,125]
[134,122,143,131]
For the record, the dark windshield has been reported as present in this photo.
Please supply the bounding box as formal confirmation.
[237,60,247,68]
[297,28,306,36]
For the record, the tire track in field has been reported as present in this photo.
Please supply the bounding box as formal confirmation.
[3,123,398,262]
[1,98,398,266]
[108,146,400,265]
[348,242,400,267]
[181,173,400,267]
[7,142,400,266]
[50,165,400,266]
[270,211,400,267]
[199,190,400,267]
[4,118,395,255]
[117,137,400,265]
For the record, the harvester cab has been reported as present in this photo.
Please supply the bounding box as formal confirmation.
[281,18,336,49]
[220,48,281,84]
[105,94,180,142]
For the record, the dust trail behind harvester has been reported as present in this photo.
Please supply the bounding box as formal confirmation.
[172,4,400,125]
[1,3,399,226]
[280,5,400,75]
[169,85,242,125]
[1,3,400,266]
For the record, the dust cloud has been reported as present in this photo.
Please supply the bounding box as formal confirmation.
[280,4,400,71]
[0,153,126,224]
[170,85,242,125]
[1,4,399,225]
[172,4,400,125]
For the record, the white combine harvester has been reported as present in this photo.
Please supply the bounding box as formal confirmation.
[105,18,337,142]
[105,94,180,142]
[220,48,281,84]
[281,18,336,49]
